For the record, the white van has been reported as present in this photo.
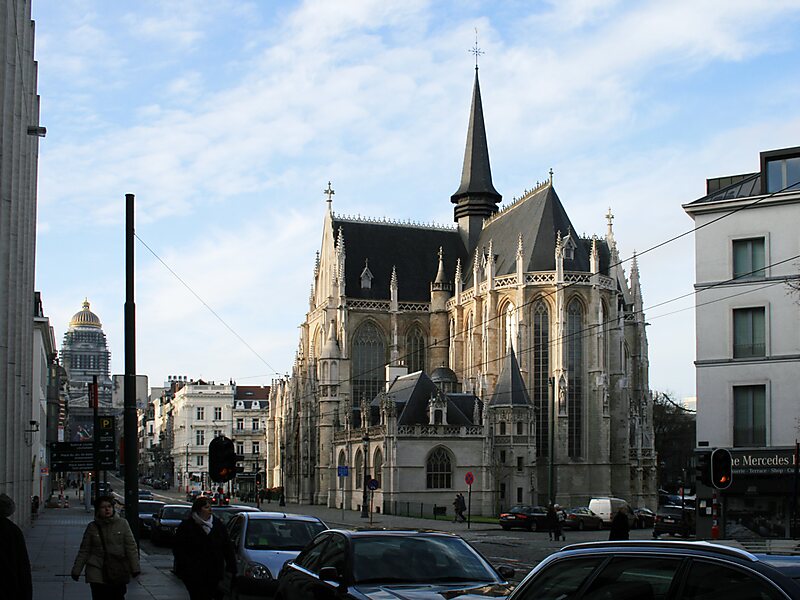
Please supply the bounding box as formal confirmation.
[588,497,635,527]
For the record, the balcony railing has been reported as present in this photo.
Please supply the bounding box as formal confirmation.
[733,343,765,359]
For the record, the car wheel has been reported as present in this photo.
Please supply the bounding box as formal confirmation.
[578,520,584,531]
[529,521,537,532]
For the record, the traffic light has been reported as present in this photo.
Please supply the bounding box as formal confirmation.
[711,448,733,489]
[209,436,238,483]
[695,449,712,487]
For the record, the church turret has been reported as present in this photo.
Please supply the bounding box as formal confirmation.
[452,68,501,251]
[430,247,453,371]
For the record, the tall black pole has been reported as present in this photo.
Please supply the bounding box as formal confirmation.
[124,193,139,544]
[360,433,370,518]
[793,440,799,537]
[548,377,555,504]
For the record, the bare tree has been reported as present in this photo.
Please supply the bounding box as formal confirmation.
[652,391,696,491]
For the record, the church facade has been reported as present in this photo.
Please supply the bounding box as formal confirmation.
[267,68,656,515]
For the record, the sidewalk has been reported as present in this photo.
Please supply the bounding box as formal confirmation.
[248,499,498,534]
[26,503,187,600]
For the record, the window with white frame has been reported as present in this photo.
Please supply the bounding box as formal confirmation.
[196,429,205,446]
[214,407,222,421]
[734,385,766,447]
[252,441,260,455]
[252,418,259,430]
[196,406,204,420]
[214,429,222,438]
[196,455,204,467]
[732,238,765,280]
[236,441,244,455]
[733,307,765,358]
[236,418,244,430]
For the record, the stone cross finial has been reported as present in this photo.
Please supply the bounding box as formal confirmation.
[324,181,335,205]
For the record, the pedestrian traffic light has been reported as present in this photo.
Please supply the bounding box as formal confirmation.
[209,436,237,483]
[695,449,712,487]
[711,448,733,489]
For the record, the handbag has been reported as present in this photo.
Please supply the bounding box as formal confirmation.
[95,523,131,585]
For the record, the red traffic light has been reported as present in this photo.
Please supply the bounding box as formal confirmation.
[711,448,733,490]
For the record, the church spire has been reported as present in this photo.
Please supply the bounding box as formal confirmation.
[451,65,501,251]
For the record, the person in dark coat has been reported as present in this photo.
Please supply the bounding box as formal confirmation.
[173,496,236,600]
[546,503,559,541]
[609,506,631,540]
[0,493,33,600]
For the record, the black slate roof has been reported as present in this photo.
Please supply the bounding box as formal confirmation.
[333,219,468,302]
[466,185,594,284]
[489,348,530,406]
[376,371,478,426]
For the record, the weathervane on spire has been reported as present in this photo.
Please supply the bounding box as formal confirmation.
[324,181,335,206]
[469,27,483,69]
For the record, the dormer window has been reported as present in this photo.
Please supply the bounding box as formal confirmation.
[563,232,577,261]
[360,259,373,289]
[762,147,800,194]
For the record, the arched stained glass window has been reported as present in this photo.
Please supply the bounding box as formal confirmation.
[352,321,386,408]
[406,326,426,373]
[532,300,550,457]
[502,302,517,352]
[426,447,452,489]
[466,313,475,377]
[567,299,584,458]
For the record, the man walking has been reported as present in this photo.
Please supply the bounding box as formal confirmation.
[0,493,33,600]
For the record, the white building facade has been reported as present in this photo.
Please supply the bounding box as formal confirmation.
[684,145,800,538]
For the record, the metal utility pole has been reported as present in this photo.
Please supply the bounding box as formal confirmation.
[124,193,140,544]
[547,377,555,503]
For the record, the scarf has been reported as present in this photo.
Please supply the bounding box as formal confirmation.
[192,511,213,535]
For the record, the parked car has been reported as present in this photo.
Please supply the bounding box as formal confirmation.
[275,529,514,600]
[499,505,549,531]
[96,482,113,495]
[138,489,154,500]
[211,504,260,526]
[588,497,635,528]
[222,511,328,598]
[137,500,165,537]
[507,540,800,600]
[634,506,656,528]
[653,504,695,538]
[186,490,202,502]
[151,504,191,545]
[563,507,603,531]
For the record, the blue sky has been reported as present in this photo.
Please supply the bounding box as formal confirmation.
[31,0,800,401]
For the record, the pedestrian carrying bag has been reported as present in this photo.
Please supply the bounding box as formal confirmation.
[95,523,131,584]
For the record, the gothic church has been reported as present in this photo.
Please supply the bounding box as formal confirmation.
[266,67,656,515]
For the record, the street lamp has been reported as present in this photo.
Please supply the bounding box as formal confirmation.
[360,432,370,518]
[279,442,286,507]
[185,442,189,494]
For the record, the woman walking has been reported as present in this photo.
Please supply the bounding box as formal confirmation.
[71,495,140,600]
[173,495,236,600]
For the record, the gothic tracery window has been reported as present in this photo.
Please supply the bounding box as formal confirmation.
[426,447,452,489]
[406,326,426,373]
[567,298,584,458]
[352,321,386,408]
[532,300,550,457]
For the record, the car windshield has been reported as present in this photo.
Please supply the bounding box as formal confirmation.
[352,535,499,585]
[244,519,326,551]
[162,507,190,519]
[139,501,164,513]
[509,505,530,514]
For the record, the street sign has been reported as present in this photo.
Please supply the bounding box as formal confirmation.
[337,466,349,477]
[51,442,94,472]
[96,416,116,469]
[367,478,380,491]
[465,471,474,486]
[40,467,49,475]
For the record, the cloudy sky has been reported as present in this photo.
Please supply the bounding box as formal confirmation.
[31,0,800,402]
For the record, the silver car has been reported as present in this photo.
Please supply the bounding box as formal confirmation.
[223,511,327,599]
[151,503,191,545]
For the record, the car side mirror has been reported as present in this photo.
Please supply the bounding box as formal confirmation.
[318,566,341,584]
[497,565,515,579]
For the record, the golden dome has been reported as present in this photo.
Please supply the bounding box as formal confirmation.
[69,299,102,329]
